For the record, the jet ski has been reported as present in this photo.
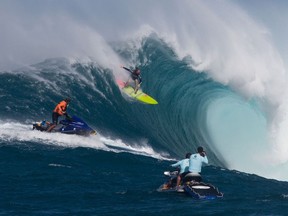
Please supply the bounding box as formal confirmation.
[158,171,223,200]
[32,115,96,136]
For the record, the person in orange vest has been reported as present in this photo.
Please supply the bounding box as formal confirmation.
[46,98,71,132]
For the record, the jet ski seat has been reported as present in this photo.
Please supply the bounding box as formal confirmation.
[183,173,202,183]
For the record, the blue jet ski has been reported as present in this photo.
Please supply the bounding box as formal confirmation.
[158,171,223,200]
[33,115,96,136]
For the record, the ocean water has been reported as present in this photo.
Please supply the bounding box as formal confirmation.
[1,141,288,216]
[1,0,288,215]
[1,37,288,215]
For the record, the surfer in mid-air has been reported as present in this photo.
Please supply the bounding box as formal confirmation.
[121,66,142,94]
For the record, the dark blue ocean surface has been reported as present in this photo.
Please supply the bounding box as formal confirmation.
[0,141,288,216]
[1,37,288,215]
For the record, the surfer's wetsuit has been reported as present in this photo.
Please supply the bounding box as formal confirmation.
[122,67,142,84]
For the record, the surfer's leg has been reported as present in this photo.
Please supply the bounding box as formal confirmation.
[134,79,139,94]
[124,78,130,87]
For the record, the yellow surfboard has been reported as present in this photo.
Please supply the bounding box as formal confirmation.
[117,80,158,105]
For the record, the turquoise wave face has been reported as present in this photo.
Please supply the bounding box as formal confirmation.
[0,37,267,168]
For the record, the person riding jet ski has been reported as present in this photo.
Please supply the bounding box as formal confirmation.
[47,98,71,132]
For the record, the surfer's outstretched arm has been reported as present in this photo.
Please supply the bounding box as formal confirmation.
[121,66,133,73]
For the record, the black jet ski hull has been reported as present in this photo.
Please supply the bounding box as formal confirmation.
[158,171,223,200]
[184,181,223,199]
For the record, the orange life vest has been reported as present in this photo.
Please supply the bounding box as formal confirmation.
[53,100,68,115]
